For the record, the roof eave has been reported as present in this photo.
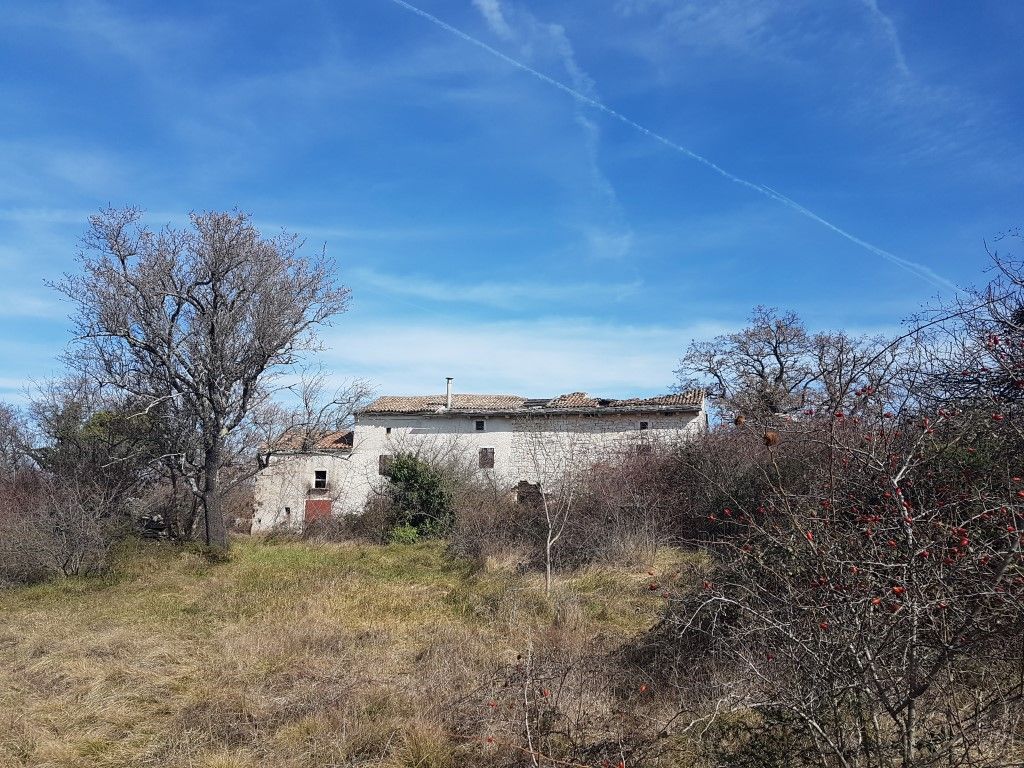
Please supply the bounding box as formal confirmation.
[358,404,703,418]
[269,448,353,456]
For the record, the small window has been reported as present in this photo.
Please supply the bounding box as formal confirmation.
[479,447,495,469]
[284,507,291,516]
[314,470,327,489]
[639,421,649,430]
[475,420,485,432]
[386,427,392,435]
[379,454,393,475]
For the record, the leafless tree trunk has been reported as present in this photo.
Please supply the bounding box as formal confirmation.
[55,208,351,549]
[518,419,594,597]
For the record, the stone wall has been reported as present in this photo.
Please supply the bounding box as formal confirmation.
[252,406,705,532]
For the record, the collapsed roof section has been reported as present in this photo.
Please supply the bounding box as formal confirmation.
[358,390,705,416]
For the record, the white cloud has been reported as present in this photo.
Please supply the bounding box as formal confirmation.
[859,0,911,79]
[0,141,127,203]
[581,227,634,261]
[469,0,635,260]
[319,315,729,397]
[0,291,64,320]
[612,0,791,61]
[472,0,514,40]
[350,268,641,310]
[257,219,489,244]
[0,207,99,225]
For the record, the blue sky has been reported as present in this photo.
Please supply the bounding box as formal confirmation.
[1,0,1022,402]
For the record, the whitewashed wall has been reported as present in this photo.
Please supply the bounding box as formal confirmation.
[252,407,705,532]
[252,452,364,531]
[507,413,700,485]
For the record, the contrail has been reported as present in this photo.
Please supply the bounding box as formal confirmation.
[386,0,958,293]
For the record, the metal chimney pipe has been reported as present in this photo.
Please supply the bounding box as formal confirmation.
[445,377,453,410]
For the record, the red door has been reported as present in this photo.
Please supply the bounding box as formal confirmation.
[304,499,332,526]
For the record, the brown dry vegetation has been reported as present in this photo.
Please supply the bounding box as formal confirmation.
[0,538,702,768]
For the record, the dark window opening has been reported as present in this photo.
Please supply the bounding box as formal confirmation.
[639,421,649,430]
[515,480,543,507]
[386,426,392,435]
[379,454,393,475]
[284,507,291,516]
[314,470,327,489]
[479,447,495,469]
[475,420,485,432]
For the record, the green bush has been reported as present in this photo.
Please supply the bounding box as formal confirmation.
[382,453,454,537]
[388,523,420,545]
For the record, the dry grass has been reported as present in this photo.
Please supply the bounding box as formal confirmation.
[0,537,699,767]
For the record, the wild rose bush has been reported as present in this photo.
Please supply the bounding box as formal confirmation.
[648,404,1024,768]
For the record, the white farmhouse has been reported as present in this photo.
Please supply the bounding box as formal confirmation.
[252,381,706,532]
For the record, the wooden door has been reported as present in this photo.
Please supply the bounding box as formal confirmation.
[304,499,332,526]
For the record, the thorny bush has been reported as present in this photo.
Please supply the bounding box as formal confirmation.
[641,405,1024,767]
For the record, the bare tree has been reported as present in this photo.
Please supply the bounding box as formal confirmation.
[914,229,1024,420]
[0,402,30,481]
[655,296,1024,766]
[679,306,905,426]
[250,370,372,468]
[677,306,816,418]
[517,419,601,596]
[56,208,350,549]
[0,381,150,581]
[27,376,162,503]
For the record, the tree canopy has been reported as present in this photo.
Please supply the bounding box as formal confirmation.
[56,208,350,548]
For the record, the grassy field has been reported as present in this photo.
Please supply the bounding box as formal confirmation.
[0,538,697,768]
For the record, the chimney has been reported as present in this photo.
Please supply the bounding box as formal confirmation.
[445,377,454,410]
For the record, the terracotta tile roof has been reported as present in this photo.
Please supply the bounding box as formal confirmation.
[272,429,353,452]
[547,392,601,408]
[545,391,706,410]
[359,390,705,415]
[361,394,528,414]
[606,392,706,408]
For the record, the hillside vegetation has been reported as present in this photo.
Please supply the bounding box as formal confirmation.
[6,243,1024,766]
[0,538,698,768]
